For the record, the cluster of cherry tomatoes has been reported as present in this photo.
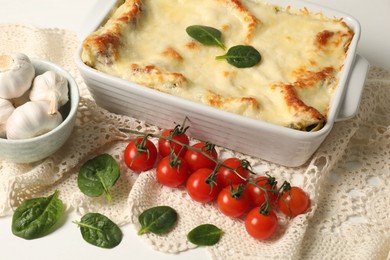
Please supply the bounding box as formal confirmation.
[123,124,310,240]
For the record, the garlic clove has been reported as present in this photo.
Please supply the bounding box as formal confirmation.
[0,98,15,138]
[29,70,69,115]
[6,101,63,140]
[0,53,35,99]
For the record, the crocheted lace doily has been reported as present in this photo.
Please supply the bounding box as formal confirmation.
[0,24,389,259]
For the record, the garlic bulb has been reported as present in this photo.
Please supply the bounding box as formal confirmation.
[29,71,69,115]
[0,98,15,138]
[6,101,63,139]
[0,53,35,99]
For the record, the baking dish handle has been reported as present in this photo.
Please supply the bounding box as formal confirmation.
[77,0,119,40]
[335,55,370,122]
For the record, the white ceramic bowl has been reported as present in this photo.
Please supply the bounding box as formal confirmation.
[0,59,79,164]
[76,0,369,167]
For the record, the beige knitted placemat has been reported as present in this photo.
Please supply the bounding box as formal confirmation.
[0,24,389,259]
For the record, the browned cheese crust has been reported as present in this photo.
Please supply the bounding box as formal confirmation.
[81,0,354,131]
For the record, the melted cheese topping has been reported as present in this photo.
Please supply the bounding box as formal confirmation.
[82,0,353,131]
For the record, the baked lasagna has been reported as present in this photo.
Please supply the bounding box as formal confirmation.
[81,0,354,131]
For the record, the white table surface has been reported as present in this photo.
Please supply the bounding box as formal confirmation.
[0,1,389,260]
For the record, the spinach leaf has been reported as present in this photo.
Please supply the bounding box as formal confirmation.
[77,153,120,202]
[12,191,64,240]
[216,45,261,68]
[73,212,123,249]
[186,25,226,49]
[138,206,178,235]
[187,224,223,246]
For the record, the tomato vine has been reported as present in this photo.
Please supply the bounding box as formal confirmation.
[120,120,311,241]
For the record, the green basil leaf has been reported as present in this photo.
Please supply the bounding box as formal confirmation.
[12,191,64,240]
[187,224,223,246]
[186,25,225,49]
[73,212,123,249]
[77,153,120,202]
[138,206,178,235]
[216,45,261,68]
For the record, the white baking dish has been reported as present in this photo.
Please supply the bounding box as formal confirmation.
[76,0,369,167]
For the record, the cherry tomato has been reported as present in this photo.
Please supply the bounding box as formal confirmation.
[156,156,190,188]
[184,142,218,172]
[217,158,250,187]
[245,207,278,240]
[158,126,190,157]
[186,168,220,203]
[123,137,158,173]
[217,184,250,218]
[277,186,310,218]
[246,176,277,208]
